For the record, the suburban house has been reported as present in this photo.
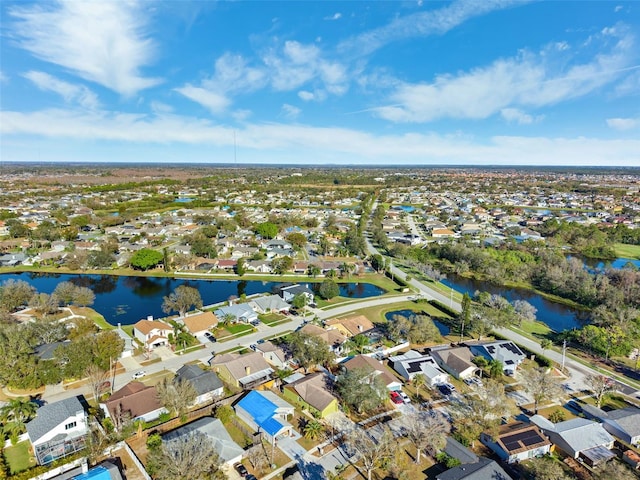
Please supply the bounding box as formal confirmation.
[279,284,315,305]
[590,406,640,446]
[324,315,375,338]
[341,354,403,391]
[282,372,340,419]
[480,422,551,464]
[255,341,288,369]
[209,351,274,389]
[181,311,219,337]
[214,304,258,323]
[102,382,166,429]
[162,417,243,467]
[132,318,173,350]
[430,346,479,380]
[389,350,449,385]
[435,457,513,480]
[26,396,88,465]
[530,415,615,466]
[235,390,295,443]
[114,325,135,358]
[299,324,347,355]
[468,340,526,376]
[250,295,291,314]
[175,364,224,406]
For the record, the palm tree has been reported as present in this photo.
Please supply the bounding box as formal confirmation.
[1,398,37,443]
[303,420,324,440]
[413,373,427,401]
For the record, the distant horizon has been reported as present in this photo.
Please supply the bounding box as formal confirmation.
[1,1,639,166]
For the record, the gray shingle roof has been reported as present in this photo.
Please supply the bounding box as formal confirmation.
[436,457,512,480]
[175,364,223,396]
[26,396,85,443]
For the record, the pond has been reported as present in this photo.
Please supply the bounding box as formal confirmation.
[440,275,588,332]
[0,273,385,326]
[579,256,640,271]
[385,309,450,336]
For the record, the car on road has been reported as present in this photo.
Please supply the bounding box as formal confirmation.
[132,371,146,380]
[234,463,248,477]
[257,338,265,344]
[204,331,216,342]
[390,391,403,404]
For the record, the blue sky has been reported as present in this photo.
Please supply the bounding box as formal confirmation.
[1,0,639,166]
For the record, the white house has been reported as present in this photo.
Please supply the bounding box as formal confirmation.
[390,350,449,386]
[26,396,88,465]
[279,284,315,305]
[250,295,291,314]
[256,341,288,369]
[215,304,258,323]
[468,340,526,376]
[133,317,173,350]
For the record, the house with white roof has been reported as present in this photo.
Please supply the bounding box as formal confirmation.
[215,304,258,323]
[390,350,449,386]
[468,340,526,376]
[530,415,615,466]
[590,406,640,447]
[250,295,291,314]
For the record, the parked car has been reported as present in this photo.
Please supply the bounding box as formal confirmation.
[437,384,452,396]
[132,371,146,380]
[249,344,258,351]
[399,391,411,403]
[390,391,403,405]
[250,320,260,326]
[234,463,248,477]
[204,331,216,342]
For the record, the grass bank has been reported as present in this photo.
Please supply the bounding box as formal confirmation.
[614,243,640,260]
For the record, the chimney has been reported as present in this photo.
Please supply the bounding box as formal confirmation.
[147,315,153,321]
[245,366,251,376]
[358,325,363,332]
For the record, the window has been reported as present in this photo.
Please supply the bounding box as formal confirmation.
[65,421,77,430]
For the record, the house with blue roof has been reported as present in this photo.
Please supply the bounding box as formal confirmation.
[234,390,295,443]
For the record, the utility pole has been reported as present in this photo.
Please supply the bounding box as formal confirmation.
[561,340,567,371]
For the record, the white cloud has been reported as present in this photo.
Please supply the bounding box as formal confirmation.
[298,91,315,101]
[0,71,8,83]
[2,107,639,166]
[500,108,543,125]
[339,0,530,57]
[607,117,639,130]
[615,5,623,13]
[324,13,342,21]
[150,101,173,114]
[174,85,230,114]
[8,0,160,96]
[375,26,636,123]
[23,71,99,109]
[281,104,301,119]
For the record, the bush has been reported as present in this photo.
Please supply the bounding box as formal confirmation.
[146,433,162,450]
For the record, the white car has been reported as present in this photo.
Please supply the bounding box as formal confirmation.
[400,391,411,403]
[132,370,146,380]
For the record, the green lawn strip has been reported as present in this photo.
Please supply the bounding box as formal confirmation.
[614,243,640,260]
[258,313,286,326]
[225,324,255,335]
[73,307,114,330]
[4,441,36,474]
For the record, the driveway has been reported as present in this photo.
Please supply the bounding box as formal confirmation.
[277,434,307,460]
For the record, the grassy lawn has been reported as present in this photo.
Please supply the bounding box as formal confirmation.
[516,320,553,337]
[225,323,255,335]
[259,313,287,326]
[70,306,114,330]
[4,441,36,474]
[614,243,640,260]
[349,300,452,325]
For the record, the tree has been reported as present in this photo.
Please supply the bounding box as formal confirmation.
[236,257,246,276]
[214,404,234,423]
[303,419,324,440]
[146,431,225,480]
[401,411,450,463]
[595,460,634,480]
[130,248,164,271]
[408,315,441,344]
[291,293,308,310]
[307,264,321,278]
[29,293,59,317]
[162,285,203,318]
[523,457,573,480]
[92,330,125,370]
[272,256,293,274]
[513,299,537,325]
[585,374,615,408]
[0,279,36,312]
[53,281,78,306]
[318,279,340,300]
[73,286,95,307]
[286,232,307,250]
[520,366,564,414]
[540,338,552,354]
[0,398,37,443]
[489,359,503,378]
[459,293,471,341]
[451,379,512,441]
[413,373,427,400]
[67,317,98,340]
[85,364,109,402]
[348,334,369,354]
[156,377,197,418]
[190,234,217,259]
[255,222,278,239]
[287,331,334,373]
[335,367,386,414]
[345,426,395,480]
[88,249,115,268]
[0,325,39,389]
